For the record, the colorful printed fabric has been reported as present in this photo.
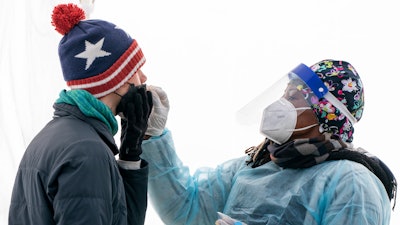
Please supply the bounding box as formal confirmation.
[302,60,364,142]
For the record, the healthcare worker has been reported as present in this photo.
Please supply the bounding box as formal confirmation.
[142,59,397,225]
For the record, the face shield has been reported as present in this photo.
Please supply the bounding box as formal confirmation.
[236,63,358,143]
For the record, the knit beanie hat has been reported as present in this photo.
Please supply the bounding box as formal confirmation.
[302,60,364,142]
[51,3,145,98]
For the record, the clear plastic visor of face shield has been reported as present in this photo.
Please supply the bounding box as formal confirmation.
[236,63,357,126]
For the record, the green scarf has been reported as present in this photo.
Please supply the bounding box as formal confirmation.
[55,89,118,135]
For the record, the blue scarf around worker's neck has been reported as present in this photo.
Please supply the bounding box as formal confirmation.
[55,89,118,135]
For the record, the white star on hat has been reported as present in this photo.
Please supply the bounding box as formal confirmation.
[75,37,111,70]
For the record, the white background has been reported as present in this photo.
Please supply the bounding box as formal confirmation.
[1,0,399,224]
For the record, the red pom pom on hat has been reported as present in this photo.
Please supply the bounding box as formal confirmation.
[51,3,86,35]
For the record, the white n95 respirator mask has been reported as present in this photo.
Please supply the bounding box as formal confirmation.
[260,98,317,145]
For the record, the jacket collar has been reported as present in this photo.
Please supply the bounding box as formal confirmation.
[53,103,119,155]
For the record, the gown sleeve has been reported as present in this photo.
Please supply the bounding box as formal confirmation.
[141,129,245,225]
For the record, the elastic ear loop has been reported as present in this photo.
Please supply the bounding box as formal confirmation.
[113,92,123,98]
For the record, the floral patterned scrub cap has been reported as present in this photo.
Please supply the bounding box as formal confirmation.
[302,59,364,142]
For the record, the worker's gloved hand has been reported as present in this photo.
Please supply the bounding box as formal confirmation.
[145,85,170,137]
[215,212,247,225]
[117,84,153,161]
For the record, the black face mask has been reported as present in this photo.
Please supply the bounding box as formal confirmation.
[115,83,145,116]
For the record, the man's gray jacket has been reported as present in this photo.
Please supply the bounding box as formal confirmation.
[9,103,148,225]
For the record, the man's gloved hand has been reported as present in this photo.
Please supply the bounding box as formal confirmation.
[117,84,153,161]
[145,85,170,137]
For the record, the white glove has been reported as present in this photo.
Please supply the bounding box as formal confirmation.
[215,212,247,225]
[145,85,170,137]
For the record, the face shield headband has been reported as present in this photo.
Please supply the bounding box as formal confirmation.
[291,63,357,125]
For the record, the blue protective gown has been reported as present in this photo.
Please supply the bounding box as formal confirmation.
[141,130,391,225]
